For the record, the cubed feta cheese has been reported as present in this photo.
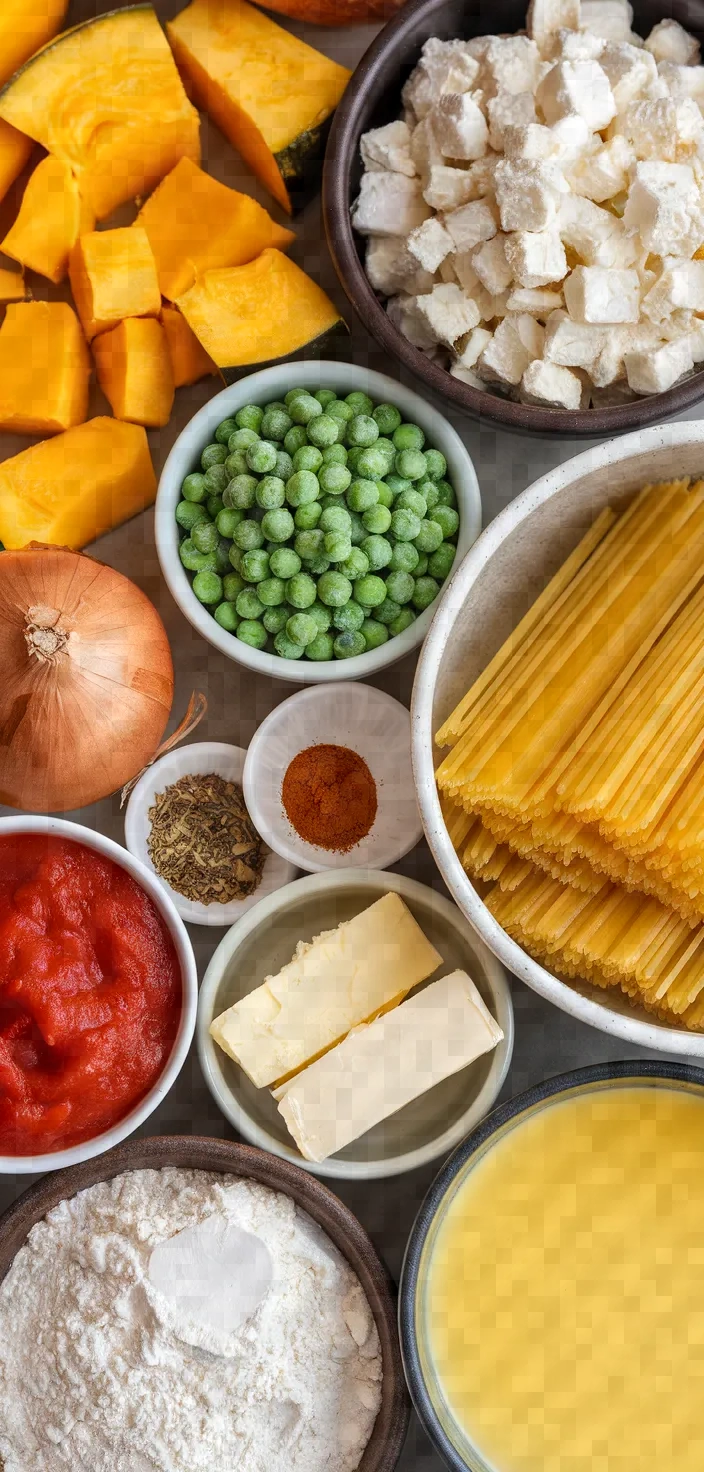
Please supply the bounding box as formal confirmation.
[415,282,482,344]
[360,121,416,177]
[472,233,514,293]
[386,293,439,350]
[544,308,608,369]
[623,160,704,256]
[483,35,543,94]
[403,38,481,121]
[352,172,430,236]
[556,28,605,60]
[536,59,617,130]
[559,194,637,266]
[477,313,545,383]
[410,118,444,183]
[563,264,641,321]
[641,258,704,320]
[456,324,494,367]
[657,60,704,104]
[450,361,488,387]
[625,334,694,391]
[617,95,704,162]
[431,92,489,160]
[568,134,634,200]
[365,237,435,296]
[645,19,700,67]
[521,357,583,405]
[527,0,580,58]
[423,164,479,211]
[407,216,454,272]
[487,90,537,150]
[503,122,559,160]
[505,228,568,286]
[448,252,480,292]
[598,41,657,109]
[581,0,637,44]
[444,197,498,251]
[494,158,567,231]
[688,318,704,363]
[506,285,564,313]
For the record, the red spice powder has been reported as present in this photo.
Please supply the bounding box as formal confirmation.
[282,744,377,852]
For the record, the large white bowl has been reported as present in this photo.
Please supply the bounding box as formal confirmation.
[156,361,481,684]
[0,816,198,1174]
[412,422,704,1059]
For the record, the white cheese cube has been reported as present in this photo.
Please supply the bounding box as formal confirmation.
[386,293,439,350]
[645,19,700,67]
[494,158,567,232]
[431,91,489,160]
[581,0,637,44]
[687,318,704,363]
[563,264,640,321]
[556,28,605,60]
[487,90,537,150]
[625,334,694,392]
[457,324,494,367]
[472,233,514,293]
[403,38,481,121]
[503,121,559,159]
[450,362,488,388]
[444,197,498,251]
[559,194,636,266]
[641,258,704,320]
[618,95,704,162]
[544,307,608,369]
[505,228,568,286]
[352,172,430,236]
[415,282,481,345]
[599,41,657,109]
[477,312,545,384]
[507,285,564,313]
[423,164,477,211]
[448,252,480,292]
[536,59,616,130]
[365,237,435,296]
[657,60,704,104]
[569,134,634,200]
[360,121,416,177]
[407,217,454,272]
[521,358,583,406]
[410,117,444,182]
[527,0,580,58]
[550,114,595,156]
[623,161,703,256]
[483,35,543,94]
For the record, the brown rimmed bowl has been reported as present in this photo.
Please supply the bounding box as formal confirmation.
[0,1135,410,1472]
[323,0,704,437]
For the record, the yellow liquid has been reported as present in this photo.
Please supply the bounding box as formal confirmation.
[426,1085,704,1472]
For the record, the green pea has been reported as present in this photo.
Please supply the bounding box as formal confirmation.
[315,388,338,408]
[287,612,318,646]
[215,416,238,444]
[293,444,323,474]
[256,476,286,511]
[361,617,389,650]
[264,400,288,413]
[432,505,460,539]
[384,475,413,499]
[260,408,292,441]
[375,481,394,509]
[308,601,333,633]
[333,601,365,632]
[192,569,222,604]
[216,538,232,573]
[286,572,317,609]
[318,570,352,607]
[305,631,335,661]
[347,478,379,513]
[284,425,308,455]
[176,500,209,531]
[192,520,219,554]
[228,427,259,452]
[295,501,322,530]
[414,519,445,554]
[320,504,352,534]
[179,538,204,571]
[229,545,245,572]
[181,471,208,503]
[321,442,348,467]
[374,436,397,467]
[289,393,323,425]
[373,402,402,435]
[412,574,440,611]
[334,630,366,659]
[263,605,290,634]
[339,547,369,580]
[324,531,352,563]
[261,508,295,543]
[233,519,264,551]
[274,631,305,659]
[307,414,340,448]
[353,574,386,608]
[223,572,245,601]
[275,450,294,482]
[429,542,456,580]
[326,399,354,425]
[246,439,278,475]
[434,480,457,508]
[269,546,301,579]
[348,510,366,546]
[423,448,447,480]
[201,442,228,470]
[286,470,319,507]
[241,549,270,582]
[225,474,258,510]
[415,553,429,576]
[225,450,249,478]
[354,445,387,479]
[284,387,311,407]
[191,552,219,573]
[258,576,287,607]
[395,448,427,481]
[390,508,421,542]
[385,569,415,604]
[374,596,402,627]
[216,507,243,538]
[203,463,230,496]
[214,601,239,632]
[295,529,325,561]
[393,422,425,451]
[207,493,225,519]
[389,608,416,637]
[304,554,331,576]
[235,404,264,433]
[362,504,392,535]
[237,619,268,650]
[235,588,264,619]
[389,541,419,574]
[319,463,351,496]
[396,488,427,519]
[361,534,392,570]
[346,446,365,474]
[345,390,373,416]
[347,414,379,448]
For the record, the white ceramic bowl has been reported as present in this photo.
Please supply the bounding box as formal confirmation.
[0,816,197,1174]
[412,421,704,1059]
[242,683,423,872]
[156,361,481,684]
[197,868,514,1181]
[124,741,297,925]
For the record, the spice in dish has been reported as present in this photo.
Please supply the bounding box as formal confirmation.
[148,772,265,904]
[282,743,377,851]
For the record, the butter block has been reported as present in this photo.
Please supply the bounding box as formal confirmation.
[209,893,442,1089]
[276,969,504,1163]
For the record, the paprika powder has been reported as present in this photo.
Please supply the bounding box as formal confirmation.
[282,744,377,851]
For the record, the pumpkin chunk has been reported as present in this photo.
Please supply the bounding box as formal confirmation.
[161,305,217,386]
[69,227,161,341]
[167,0,350,214]
[0,120,32,205]
[0,5,200,220]
[0,301,90,435]
[175,248,346,381]
[2,155,95,284]
[0,417,156,549]
[0,266,25,301]
[136,157,296,299]
[93,317,175,428]
[0,1,69,87]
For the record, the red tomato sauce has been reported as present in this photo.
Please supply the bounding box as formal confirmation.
[0,835,182,1155]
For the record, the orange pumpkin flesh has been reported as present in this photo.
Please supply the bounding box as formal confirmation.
[0,301,89,435]
[0,0,69,87]
[0,120,33,206]
[160,304,217,387]
[0,266,25,301]
[69,227,161,342]
[2,155,95,284]
[93,317,175,429]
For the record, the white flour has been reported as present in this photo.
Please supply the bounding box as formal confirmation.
[0,1169,382,1472]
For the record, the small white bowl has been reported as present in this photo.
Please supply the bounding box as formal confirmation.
[156,360,481,684]
[124,741,296,926]
[242,683,423,872]
[0,816,197,1175]
[197,868,514,1181]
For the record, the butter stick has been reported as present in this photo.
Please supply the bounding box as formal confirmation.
[209,892,442,1089]
[277,969,503,1163]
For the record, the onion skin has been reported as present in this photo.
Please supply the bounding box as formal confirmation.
[0,547,174,813]
[259,0,406,23]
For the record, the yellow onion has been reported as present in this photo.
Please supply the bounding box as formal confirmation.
[0,546,174,812]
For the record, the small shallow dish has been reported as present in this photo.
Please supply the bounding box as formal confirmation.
[399,1060,704,1471]
[0,816,197,1175]
[124,741,297,926]
[242,683,423,872]
[0,1134,410,1472]
[412,420,704,1057]
[197,868,514,1181]
[156,360,481,684]
[323,0,704,438]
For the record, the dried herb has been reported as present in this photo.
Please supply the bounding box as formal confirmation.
[148,773,266,904]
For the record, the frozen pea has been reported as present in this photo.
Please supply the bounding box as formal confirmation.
[233,519,264,551]
[429,542,456,580]
[353,574,386,608]
[307,414,340,448]
[395,448,427,481]
[294,502,322,532]
[293,444,323,474]
[414,518,445,554]
[384,475,413,499]
[333,601,365,633]
[235,404,264,433]
[192,569,222,604]
[415,553,429,576]
[374,596,402,627]
[345,390,373,416]
[264,400,287,413]
[375,435,397,464]
[191,520,219,554]
[412,575,440,611]
[306,632,335,660]
[375,482,394,510]
[339,547,369,580]
[260,408,292,441]
[295,529,325,561]
[217,507,243,538]
[354,445,387,480]
[269,546,301,578]
[361,534,392,570]
[396,488,427,519]
[385,569,415,605]
[286,470,320,507]
[289,393,323,425]
[179,538,204,571]
[225,474,258,510]
[373,402,402,435]
[228,545,245,573]
[347,414,379,448]
[207,493,225,519]
[305,554,331,576]
[434,479,457,508]
[432,505,460,539]
[362,504,392,535]
[214,601,240,633]
[284,425,308,456]
[308,601,333,633]
[324,532,352,563]
[223,572,246,601]
[241,549,270,583]
[318,570,352,607]
[228,427,259,452]
[390,508,421,542]
[246,439,278,475]
[347,478,379,513]
[215,416,238,445]
[263,605,289,634]
[237,619,268,650]
[261,508,295,543]
[257,576,287,607]
[285,387,310,407]
[181,472,208,503]
[275,450,294,482]
[315,389,338,408]
[361,618,389,650]
[274,631,305,659]
[319,463,351,496]
[393,422,425,452]
[236,588,264,619]
[423,448,447,481]
[176,500,209,530]
[389,608,416,637]
[256,476,286,511]
[286,572,317,609]
[419,480,440,511]
[334,631,366,659]
[201,442,228,470]
[320,504,352,534]
[203,463,229,495]
[326,398,354,425]
[348,510,366,546]
[321,442,348,466]
[287,612,318,647]
[216,538,232,574]
[346,446,365,474]
[225,450,248,478]
[389,540,419,574]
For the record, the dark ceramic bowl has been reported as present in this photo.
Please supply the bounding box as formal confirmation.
[0,1135,410,1472]
[323,0,704,436]
[399,1060,704,1470]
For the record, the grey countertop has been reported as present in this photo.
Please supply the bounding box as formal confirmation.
[0,4,698,1467]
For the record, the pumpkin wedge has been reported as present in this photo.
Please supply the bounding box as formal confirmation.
[0,266,25,301]
[93,318,175,429]
[0,301,90,435]
[260,0,405,20]
[0,417,156,550]
[136,157,295,299]
[175,248,346,381]
[0,120,32,205]
[161,304,217,386]
[0,2,69,87]
[167,0,350,214]
[2,155,94,284]
[69,227,162,342]
[0,5,200,220]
